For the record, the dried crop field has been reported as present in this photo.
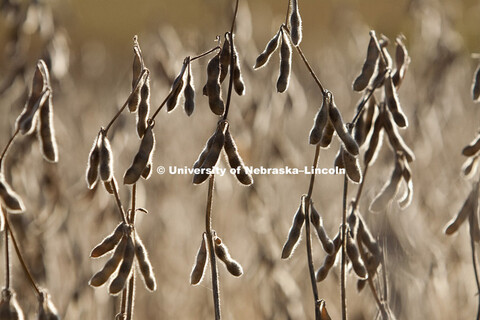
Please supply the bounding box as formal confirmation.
[1,0,480,319]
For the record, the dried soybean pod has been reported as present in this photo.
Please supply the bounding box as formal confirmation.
[17,89,50,136]
[357,216,381,258]
[364,112,384,166]
[445,187,477,235]
[91,223,126,258]
[103,176,118,195]
[319,300,332,320]
[277,29,292,93]
[462,133,480,157]
[136,73,151,138]
[110,236,136,294]
[99,133,114,182]
[38,93,58,163]
[384,73,408,128]
[462,155,480,178]
[398,159,413,209]
[167,62,187,112]
[193,131,217,169]
[231,39,246,96]
[310,201,334,255]
[369,158,404,213]
[124,124,155,185]
[354,95,377,146]
[346,232,367,278]
[254,30,281,69]
[141,162,153,180]
[205,53,225,115]
[319,119,335,148]
[89,235,128,287]
[128,41,145,113]
[0,175,25,213]
[16,61,47,135]
[37,290,60,320]
[86,134,101,189]
[0,288,24,320]
[347,208,359,238]
[343,148,362,184]
[191,233,208,285]
[382,110,415,162]
[353,32,380,91]
[214,236,243,277]
[224,127,253,186]
[134,232,157,291]
[289,0,302,46]
[184,62,195,116]
[281,198,305,259]
[357,279,367,292]
[334,147,345,169]
[328,96,359,156]
[309,94,329,145]
[193,122,227,185]
[316,252,337,282]
[392,36,410,88]
[473,64,480,102]
[219,35,231,83]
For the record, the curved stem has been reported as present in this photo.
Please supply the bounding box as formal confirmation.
[4,209,10,289]
[341,175,349,320]
[4,213,41,296]
[111,178,128,224]
[205,175,221,320]
[126,183,137,320]
[0,127,20,170]
[190,46,221,62]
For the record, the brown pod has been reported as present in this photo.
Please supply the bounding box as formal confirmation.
[392,36,410,88]
[16,60,48,135]
[86,134,101,189]
[309,93,329,145]
[37,290,60,320]
[473,64,480,102]
[316,252,337,282]
[167,62,187,112]
[134,232,157,291]
[109,235,136,295]
[0,175,25,213]
[219,36,231,84]
[128,73,145,113]
[445,186,477,235]
[0,288,24,320]
[124,124,155,185]
[347,208,359,238]
[232,49,246,96]
[193,122,227,185]
[353,32,380,91]
[224,127,253,186]
[91,222,126,258]
[129,39,144,113]
[319,119,336,148]
[364,114,384,166]
[398,159,413,209]
[357,216,381,258]
[462,133,480,157]
[319,300,332,320]
[193,131,217,169]
[310,201,334,255]
[99,133,114,182]
[214,236,243,277]
[384,73,408,128]
[332,228,342,253]
[190,233,208,285]
[136,73,151,138]
[346,232,367,278]
[354,95,377,146]
[462,155,480,178]
[104,176,118,195]
[141,162,153,180]
[328,96,359,156]
[89,235,128,287]
[289,0,302,46]
[369,158,404,213]
[205,53,225,115]
[38,93,58,163]
[281,198,305,259]
[184,62,195,116]
[276,29,292,93]
[254,30,281,69]
[334,147,345,169]
[343,148,362,184]
[382,110,415,162]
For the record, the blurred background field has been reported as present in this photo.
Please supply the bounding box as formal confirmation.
[1,0,480,319]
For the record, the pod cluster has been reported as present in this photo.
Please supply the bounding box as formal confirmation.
[89,222,157,294]
[192,121,253,186]
[85,130,116,193]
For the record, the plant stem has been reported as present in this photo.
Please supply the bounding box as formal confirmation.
[3,209,10,289]
[190,46,221,62]
[205,175,221,320]
[352,165,369,210]
[341,175,349,320]
[111,177,128,224]
[126,183,137,320]
[0,127,20,170]
[4,213,41,296]
[222,0,239,121]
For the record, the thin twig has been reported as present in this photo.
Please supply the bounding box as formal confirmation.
[223,0,240,121]
[341,175,349,320]
[0,127,20,170]
[4,213,41,296]
[126,183,137,320]
[110,176,128,224]
[190,46,221,62]
[3,209,10,289]
[205,175,221,320]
